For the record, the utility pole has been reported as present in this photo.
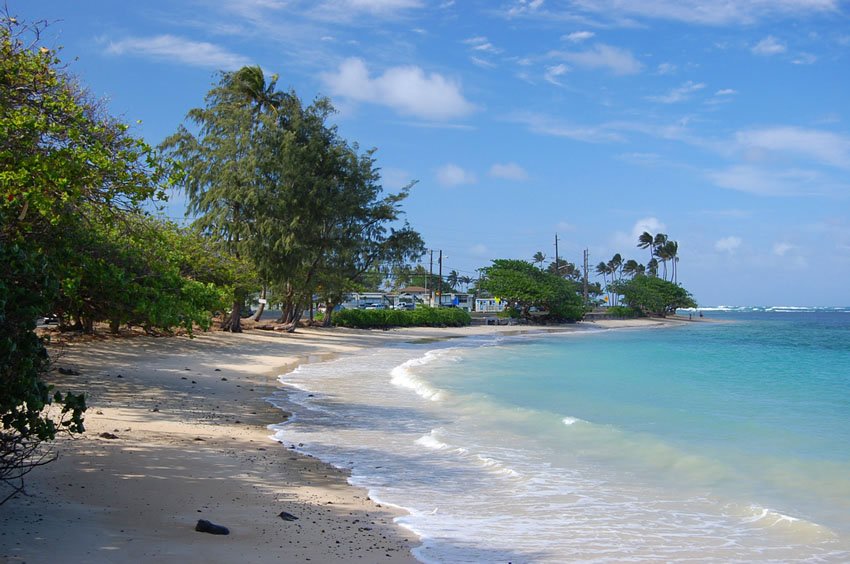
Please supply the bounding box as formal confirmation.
[428,249,434,306]
[554,233,560,274]
[437,250,443,307]
[583,248,589,307]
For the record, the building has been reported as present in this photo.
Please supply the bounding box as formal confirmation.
[475,297,506,313]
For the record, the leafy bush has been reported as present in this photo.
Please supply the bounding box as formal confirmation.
[609,276,697,317]
[605,305,641,318]
[333,307,471,329]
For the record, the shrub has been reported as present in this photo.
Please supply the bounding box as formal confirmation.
[333,307,471,329]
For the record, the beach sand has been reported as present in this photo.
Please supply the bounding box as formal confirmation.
[0,318,676,563]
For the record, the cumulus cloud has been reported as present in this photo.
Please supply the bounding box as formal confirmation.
[715,236,742,253]
[436,163,477,186]
[321,58,475,121]
[552,43,643,75]
[647,80,706,103]
[105,35,251,69]
[489,162,529,181]
[715,88,737,96]
[752,35,787,55]
[632,217,667,240]
[563,31,594,43]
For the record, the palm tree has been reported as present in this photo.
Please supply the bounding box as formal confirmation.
[622,259,644,278]
[595,261,613,305]
[446,269,460,292]
[647,258,659,278]
[532,251,546,269]
[459,275,472,292]
[661,240,679,283]
[637,231,654,263]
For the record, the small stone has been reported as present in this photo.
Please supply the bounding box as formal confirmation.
[195,519,229,535]
[99,432,119,440]
[278,511,299,522]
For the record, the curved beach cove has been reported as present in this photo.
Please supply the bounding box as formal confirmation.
[273,311,850,562]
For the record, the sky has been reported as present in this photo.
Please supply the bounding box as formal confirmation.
[13,0,850,306]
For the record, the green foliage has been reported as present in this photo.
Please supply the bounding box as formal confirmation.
[605,305,641,318]
[333,307,471,329]
[163,66,424,331]
[54,213,232,334]
[479,259,584,322]
[609,276,697,317]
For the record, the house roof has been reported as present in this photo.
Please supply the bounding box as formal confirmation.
[397,286,429,293]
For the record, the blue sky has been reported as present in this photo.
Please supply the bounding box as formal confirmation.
[15,0,850,306]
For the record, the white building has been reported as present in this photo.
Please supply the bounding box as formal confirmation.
[475,297,505,313]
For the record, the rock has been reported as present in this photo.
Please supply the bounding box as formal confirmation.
[278,511,299,522]
[195,519,230,535]
[99,432,119,439]
[57,367,80,375]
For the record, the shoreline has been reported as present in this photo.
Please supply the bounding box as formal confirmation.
[0,318,680,563]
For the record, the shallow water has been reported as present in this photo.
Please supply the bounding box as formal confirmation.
[270,310,850,562]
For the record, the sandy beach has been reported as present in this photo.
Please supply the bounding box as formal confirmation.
[0,318,680,563]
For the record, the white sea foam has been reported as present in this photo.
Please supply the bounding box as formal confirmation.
[390,350,451,401]
[415,430,449,451]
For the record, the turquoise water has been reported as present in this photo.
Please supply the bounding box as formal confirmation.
[271,310,850,562]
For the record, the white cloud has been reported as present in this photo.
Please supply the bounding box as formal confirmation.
[568,0,839,26]
[321,58,475,121]
[380,167,415,190]
[715,88,737,96]
[792,52,818,65]
[715,236,742,253]
[489,162,529,181]
[552,43,643,75]
[752,35,787,55]
[508,0,545,16]
[632,217,667,240]
[544,63,569,85]
[708,165,826,196]
[315,0,423,16]
[470,243,490,256]
[105,35,251,70]
[735,127,850,169]
[647,80,706,103]
[470,56,497,69]
[563,31,594,43]
[436,163,477,187]
[656,62,677,75]
[464,36,502,54]
[773,242,796,256]
[508,112,624,143]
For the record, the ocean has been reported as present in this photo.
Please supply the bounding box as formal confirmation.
[269,308,850,562]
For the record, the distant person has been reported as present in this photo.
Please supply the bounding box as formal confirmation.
[699,311,704,318]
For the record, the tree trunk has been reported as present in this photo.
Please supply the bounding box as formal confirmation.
[222,299,242,332]
[253,286,267,322]
[280,306,303,333]
[322,302,336,327]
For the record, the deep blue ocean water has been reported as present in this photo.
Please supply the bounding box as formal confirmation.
[271,309,850,562]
